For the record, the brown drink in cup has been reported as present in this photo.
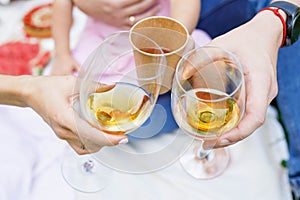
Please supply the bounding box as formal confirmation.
[130,16,194,94]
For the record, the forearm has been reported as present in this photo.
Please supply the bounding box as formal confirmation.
[250,9,286,51]
[52,0,74,57]
[0,75,33,107]
[251,0,300,50]
[169,0,200,34]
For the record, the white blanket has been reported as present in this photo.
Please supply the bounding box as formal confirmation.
[0,105,291,200]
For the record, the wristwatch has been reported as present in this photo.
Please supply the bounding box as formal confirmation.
[269,1,300,46]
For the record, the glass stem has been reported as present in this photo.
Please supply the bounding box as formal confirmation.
[196,141,215,162]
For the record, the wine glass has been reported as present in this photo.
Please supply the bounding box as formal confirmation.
[62,31,167,192]
[171,46,245,179]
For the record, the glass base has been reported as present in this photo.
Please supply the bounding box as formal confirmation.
[180,144,230,179]
[61,148,113,193]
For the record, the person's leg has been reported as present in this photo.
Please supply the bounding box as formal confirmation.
[246,1,300,198]
[196,0,270,38]
[276,40,300,199]
[197,0,253,38]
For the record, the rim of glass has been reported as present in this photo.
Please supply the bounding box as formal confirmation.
[82,30,167,83]
[130,16,190,57]
[175,45,244,102]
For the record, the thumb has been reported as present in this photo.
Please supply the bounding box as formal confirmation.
[182,45,230,79]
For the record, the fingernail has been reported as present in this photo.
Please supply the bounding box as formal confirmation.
[118,138,128,144]
[219,139,231,146]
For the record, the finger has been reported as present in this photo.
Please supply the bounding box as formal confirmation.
[118,0,142,8]
[63,111,128,153]
[182,46,231,79]
[132,4,161,23]
[215,73,269,148]
[67,140,89,155]
[80,79,115,94]
[122,0,156,10]
[215,107,265,148]
[77,117,129,146]
[71,110,128,147]
[125,0,158,15]
[54,126,79,141]
[62,122,110,154]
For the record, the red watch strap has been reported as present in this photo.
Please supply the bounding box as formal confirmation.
[259,7,287,47]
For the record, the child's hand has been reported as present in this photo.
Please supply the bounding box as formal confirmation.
[73,0,161,29]
[51,54,80,75]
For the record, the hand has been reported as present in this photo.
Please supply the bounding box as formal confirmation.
[183,13,281,148]
[51,54,80,75]
[24,75,128,154]
[210,17,281,148]
[73,0,161,29]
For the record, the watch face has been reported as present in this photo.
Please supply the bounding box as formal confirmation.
[292,13,300,44]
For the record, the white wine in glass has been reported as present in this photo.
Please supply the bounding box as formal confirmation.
[86,82,152,135]
[175,88,240,136]
[171,46,245,179]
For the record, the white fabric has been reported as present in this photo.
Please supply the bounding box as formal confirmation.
[77,106,292,200]
[0,105,291,200]
[0,106,75,200]
[0,0,292,200]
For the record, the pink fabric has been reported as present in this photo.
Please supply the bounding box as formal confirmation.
[72,0,211,64]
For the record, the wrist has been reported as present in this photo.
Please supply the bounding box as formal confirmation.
[0,75,34,107]
[259,7,287,47]
[19,75,39,108]
[268,1,300,46]
[54,43,71,57]
[252,8,287,48]
[55,50,72,58]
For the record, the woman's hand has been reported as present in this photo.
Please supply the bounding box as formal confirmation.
[24,75,128,154]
